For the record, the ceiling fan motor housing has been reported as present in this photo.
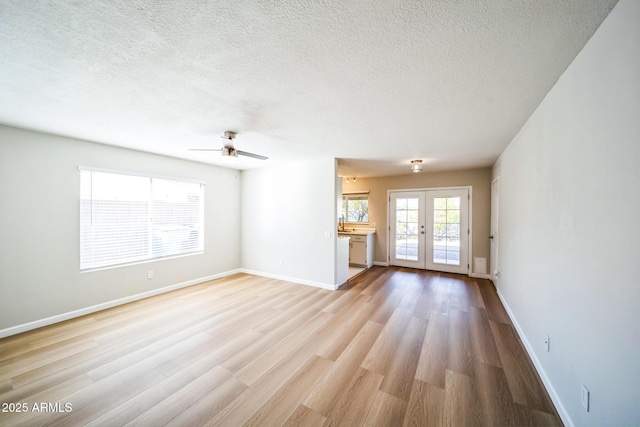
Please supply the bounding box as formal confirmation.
[222,146,238,157]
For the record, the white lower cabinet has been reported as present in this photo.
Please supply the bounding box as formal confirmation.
[346,233,375,268]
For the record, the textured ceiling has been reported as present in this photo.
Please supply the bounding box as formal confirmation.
[0,0,617,177]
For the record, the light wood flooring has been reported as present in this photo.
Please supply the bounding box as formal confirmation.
[0,267,562,426]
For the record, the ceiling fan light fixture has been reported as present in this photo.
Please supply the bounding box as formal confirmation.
[411,159,423,173]
[221,146,238,160]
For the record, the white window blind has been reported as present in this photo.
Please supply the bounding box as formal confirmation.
[80,168,204,270]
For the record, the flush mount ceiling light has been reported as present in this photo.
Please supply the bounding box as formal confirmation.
[411,159,423,173]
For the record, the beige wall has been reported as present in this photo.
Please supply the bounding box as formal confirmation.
[341,167,492,273]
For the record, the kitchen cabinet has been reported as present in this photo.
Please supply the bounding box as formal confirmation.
[341,232,375,268]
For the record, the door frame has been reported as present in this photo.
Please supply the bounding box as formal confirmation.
[490,178,499,285]
[387,186,473,275]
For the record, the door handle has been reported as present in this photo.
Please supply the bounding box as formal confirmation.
[421,231,425,234]
[489,235,494,239]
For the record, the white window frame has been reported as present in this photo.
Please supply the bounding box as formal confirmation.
[342,191,370,224]
[79,166,205,271]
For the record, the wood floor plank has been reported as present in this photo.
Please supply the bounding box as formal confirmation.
[0,379,12,394]
[234,310,333,385]
[403,379,444,427]
[431,274,452,314]
[31,365,166,426]
[464,277,486,308]
[412,272,439,318]
[489,320,558,415]
[284,404,327,427]
[477,279,511,324]
[0,337,98,383]
[448,308,475,377]
[244,355,333,426]
[0,268,563,427]
[448,275,473,312]
[316,297,377,361]
[363,390,408,427]
[415,311,449,388]
[156,329,263,378]
[442,369,483,427]
[0,374,94,426]
[85,359,233,426]
[323,367,384,427]
[474,361,520,426]
[361,308,415,374]
[126,367,244,426]
[205,313,356,426]
[367,286,405,324]
[469,306,502,367]
[220,305,321,373]
[304,321,384,416]
[322,290,371,315]
[513,403,564,427]
[379,316,427,400]
[162,376,247,426]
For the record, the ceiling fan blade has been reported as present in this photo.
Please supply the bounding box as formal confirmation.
[188,148,223,152]
[236,150,269,160]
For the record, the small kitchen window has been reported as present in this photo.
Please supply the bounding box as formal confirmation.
[342,192,369,223]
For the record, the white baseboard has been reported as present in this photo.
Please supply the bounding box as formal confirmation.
[239,269,338,291]
[373,261,389,267]
[494,286,574,427]
[469,272,491,279]
[0,269,242,339]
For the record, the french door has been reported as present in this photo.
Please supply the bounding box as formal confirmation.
[390,188,469,274]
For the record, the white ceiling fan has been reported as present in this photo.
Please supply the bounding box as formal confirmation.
[189,131,268,160]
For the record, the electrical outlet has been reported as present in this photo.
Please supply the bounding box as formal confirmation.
[582,385,590,412]
[544,335,550,352]
[147,270,154,279]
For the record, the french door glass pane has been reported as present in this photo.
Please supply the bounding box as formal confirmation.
[396,197,419,261]
[433,197,461,266]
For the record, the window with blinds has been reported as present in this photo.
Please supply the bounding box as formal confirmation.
[80,168,204,270]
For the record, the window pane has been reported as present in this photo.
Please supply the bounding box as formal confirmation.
[447,223,460,238]
[395,197,419,261]
[446,197,460,209]
[80,170,203,270]
[152,179,203,257]
[80,171,150,269]
[434,197,447,209]
[345,197,368,222]
[406,237,418,260]
[433,249,447,264]
[447,209,460,224]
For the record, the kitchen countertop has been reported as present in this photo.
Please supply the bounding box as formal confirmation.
[338,229,376,236]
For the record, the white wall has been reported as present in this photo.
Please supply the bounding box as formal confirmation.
[493,0,639,425]
[0,125,241,331]
[241,158,337,288]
